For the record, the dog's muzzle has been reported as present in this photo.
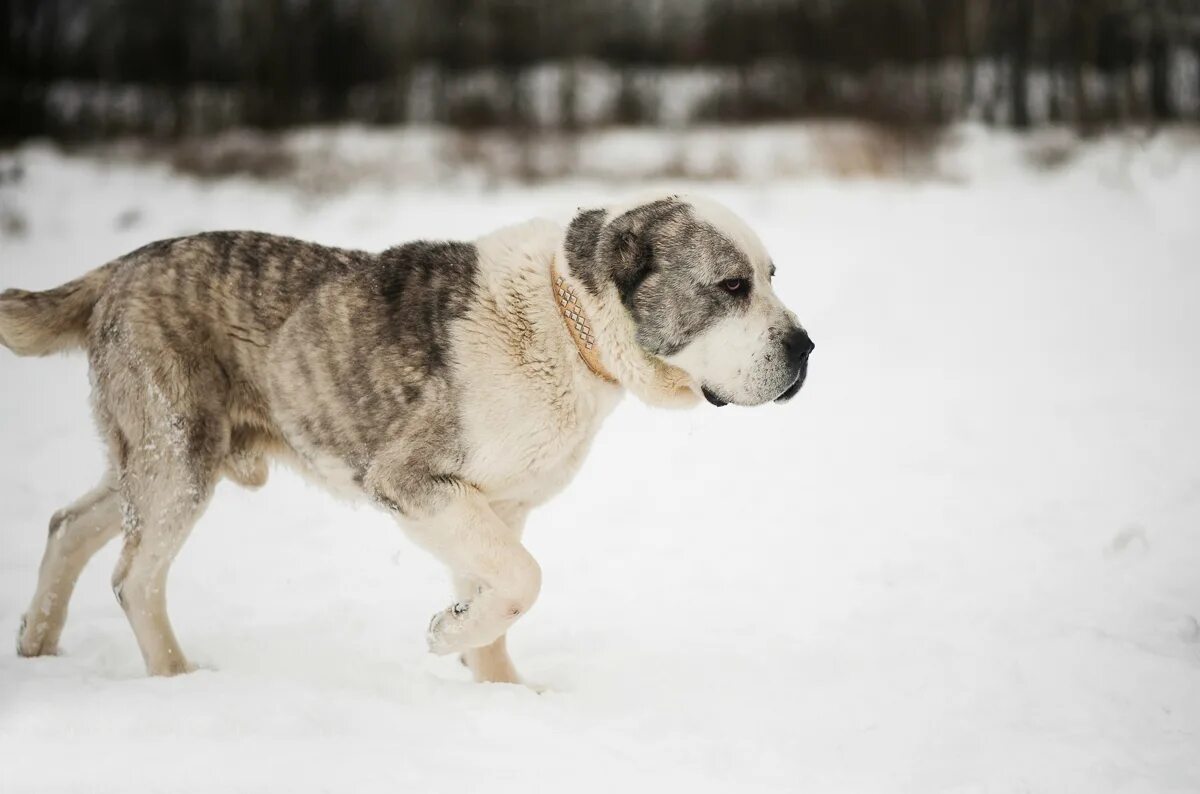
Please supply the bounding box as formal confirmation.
[773,328,814,404]
[702,328,814,407]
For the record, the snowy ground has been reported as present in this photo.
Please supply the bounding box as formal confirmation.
[1,127,1199,793]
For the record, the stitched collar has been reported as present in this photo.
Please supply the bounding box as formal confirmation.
[551,264,619,385]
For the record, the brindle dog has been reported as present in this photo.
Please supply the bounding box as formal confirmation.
[1,194,812,683]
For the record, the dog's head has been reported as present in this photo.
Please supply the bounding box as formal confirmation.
[564,195,812,406]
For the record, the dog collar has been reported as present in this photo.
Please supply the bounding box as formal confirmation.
[551,265,619,385]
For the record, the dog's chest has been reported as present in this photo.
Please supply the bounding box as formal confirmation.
[459,380,619,503]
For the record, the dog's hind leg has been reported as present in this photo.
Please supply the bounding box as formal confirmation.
[17,474,122,657]
[97,337,230,676]
[110,408,226,677]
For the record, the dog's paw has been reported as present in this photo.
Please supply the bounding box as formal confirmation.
[147,656,197,677]
[16,614,60,658]
[426,601,472,656]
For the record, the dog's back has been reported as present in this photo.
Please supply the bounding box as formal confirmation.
[0,232,362,358]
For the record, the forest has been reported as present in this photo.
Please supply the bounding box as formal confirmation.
[3,0,1199,140]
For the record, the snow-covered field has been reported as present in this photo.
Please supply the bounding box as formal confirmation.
[1,127,1199,793]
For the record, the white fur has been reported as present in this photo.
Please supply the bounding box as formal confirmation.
[683,194,773,270]
[416,197,799,680]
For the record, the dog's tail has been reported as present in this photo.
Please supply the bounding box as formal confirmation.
[0,264,115,356]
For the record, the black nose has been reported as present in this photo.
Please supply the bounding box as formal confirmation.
[782,327,814,369]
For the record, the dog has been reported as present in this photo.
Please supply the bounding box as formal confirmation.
[1,194,813,683]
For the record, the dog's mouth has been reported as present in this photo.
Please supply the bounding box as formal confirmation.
[773,363,807,404]
[701,385,728,407]
[701,363,808,408]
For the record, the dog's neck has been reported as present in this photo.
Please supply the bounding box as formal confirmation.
[550,263,618,385]
[550,251,699,409]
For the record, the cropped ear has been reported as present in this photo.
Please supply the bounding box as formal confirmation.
[562,207,608,296]
[563,197,684,306]
[604,198,686,306]
[609,225,654,306]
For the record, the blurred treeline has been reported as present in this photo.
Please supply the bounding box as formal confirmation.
[3,0,1199,141]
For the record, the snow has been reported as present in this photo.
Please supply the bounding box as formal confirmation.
[2,126,1199,793]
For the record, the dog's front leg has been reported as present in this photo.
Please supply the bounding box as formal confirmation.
[452,500,530,684]
[413,494,541,657]
[453,579,521,684]
[370,472,541,659]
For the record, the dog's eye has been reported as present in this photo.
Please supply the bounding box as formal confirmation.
[720,278,749,296]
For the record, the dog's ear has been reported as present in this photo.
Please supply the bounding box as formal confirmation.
[608,222,655,306]
[564,198,683,306]
[563,207,607,296]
